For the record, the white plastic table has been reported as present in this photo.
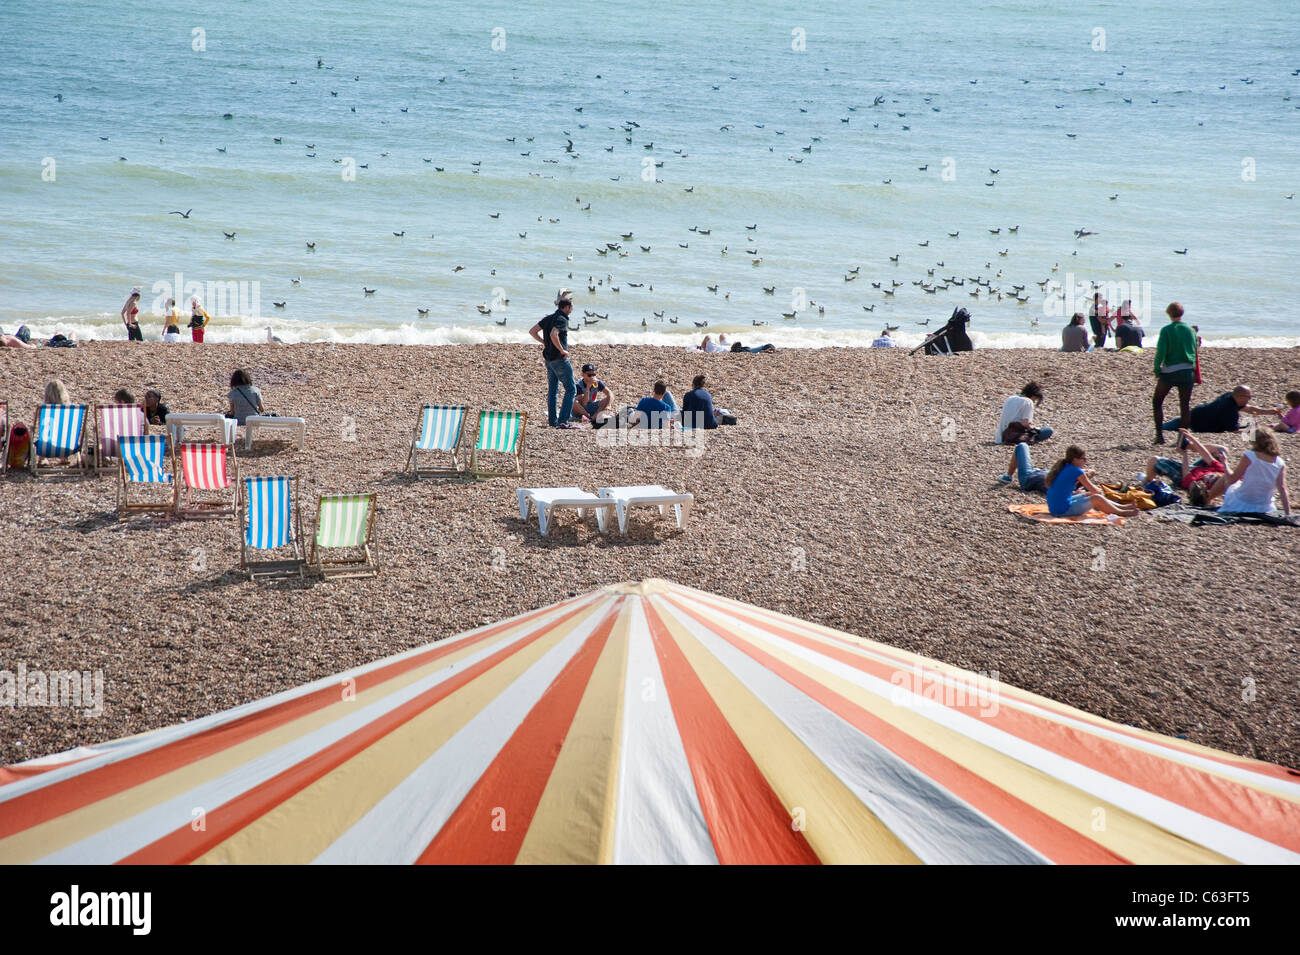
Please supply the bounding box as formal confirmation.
[517,487,616,537]
[244,416,307,450]
[596,485,694,535]
[167,414,237,446]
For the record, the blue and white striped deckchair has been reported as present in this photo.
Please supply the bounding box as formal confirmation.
[239,476,304,580]
[116,434,173,517]
[469,410,527,480]
[308,492,379,578]
[405,404,467,478]
[30,404,88,475]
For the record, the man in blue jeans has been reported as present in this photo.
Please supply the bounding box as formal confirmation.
[529,289,580,429]
[998,443,1048,492]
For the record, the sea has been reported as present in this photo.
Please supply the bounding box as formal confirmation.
[1,0,1297,350]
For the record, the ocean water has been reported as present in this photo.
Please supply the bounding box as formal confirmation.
[1,0,1298,350]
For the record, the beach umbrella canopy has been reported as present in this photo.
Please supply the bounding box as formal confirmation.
[1,579,1296,864]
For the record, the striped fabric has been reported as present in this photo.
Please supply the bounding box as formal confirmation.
[315,494,372,548]
[0,579,1294,865]
[415,406,465,451]
[118,435,171,484]
[180,443,230,490]
[475,410,522,452]
[244,477,293,549]
[96,404,146,460]
[34,404,87,457]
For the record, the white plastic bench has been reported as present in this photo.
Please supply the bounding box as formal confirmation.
[596,484,694,535]
[166,414,237,446]
[517,487,616,537]
[244,416,306,451]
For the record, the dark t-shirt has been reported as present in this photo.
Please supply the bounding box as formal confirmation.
[1189,392,1241,432]
[681,388,717,430]
[145,403,169,425]
[1115,322,1143,349]
[538,309,569,361]
[635,396,672,429]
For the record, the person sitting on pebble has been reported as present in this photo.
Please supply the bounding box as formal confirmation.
[143,389,169,425]
[996,381,1054,445]
[682,374,720,429]
[1271,390,1300,434]
[1045,445,1140,518]
[1144,428,1229,507]
[1061,313,1089,352]
[571,363,612,426]
[628,380,675,429]
[227,369,265,425]
[1201,428,1290,515]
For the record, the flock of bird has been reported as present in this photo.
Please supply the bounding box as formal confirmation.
[70,54,1300,335]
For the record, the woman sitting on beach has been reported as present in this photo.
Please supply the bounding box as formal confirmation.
[227,369,265,425]
[681,374,720,429]
[38,380,79,466]
[1202,429,1290,515]
[143,389,169,425]
[995,382,1053,445]
[121,287,143,341]
[1045,445,1140,518]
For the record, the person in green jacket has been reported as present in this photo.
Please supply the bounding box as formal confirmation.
[1151,301,1198,445]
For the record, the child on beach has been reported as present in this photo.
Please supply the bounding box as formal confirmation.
[1044,445,1140,518]
[1273,391,1300,434]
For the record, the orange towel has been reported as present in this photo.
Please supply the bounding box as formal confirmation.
[1007,502,1125,526]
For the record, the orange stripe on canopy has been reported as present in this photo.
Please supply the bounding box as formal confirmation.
[643,601,820,865]
[416,599,622,864]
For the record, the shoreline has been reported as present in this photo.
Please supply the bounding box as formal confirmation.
[2,342,1298,767]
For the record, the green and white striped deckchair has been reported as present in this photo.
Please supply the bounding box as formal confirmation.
[308,492,379,579]
[405,404,467,478]
[469,410,527,480]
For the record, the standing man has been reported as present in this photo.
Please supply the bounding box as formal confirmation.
[529,289,580,429]
[1151,301,1197,445]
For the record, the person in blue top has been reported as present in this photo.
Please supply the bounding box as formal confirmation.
[681,374,720,429]
[1044,445,1140,518]
[629,380,674,429]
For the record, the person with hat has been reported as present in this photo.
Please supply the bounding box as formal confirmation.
[572,363,613,426]
[121,287,143,341]
[529,289,580,428]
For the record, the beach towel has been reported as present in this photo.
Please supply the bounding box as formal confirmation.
[1007,502,1125,525]
[1155,504,1300,528]
[1098,483,1157,510]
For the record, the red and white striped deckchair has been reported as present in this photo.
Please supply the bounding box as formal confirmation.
[94,403,147,472]
[173,442,239,520]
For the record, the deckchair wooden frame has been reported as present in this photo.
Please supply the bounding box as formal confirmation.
[93,403,147,473]
[29,404,89,477]
[405,404,468,479]
[308,492,379,579]
[239,476,306,582]
[116,434,175,519]
[468,410,527,480]
[173,441,240,521]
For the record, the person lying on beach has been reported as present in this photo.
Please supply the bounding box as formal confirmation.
[227,369,265,425]
[729,340,776,353]
[0,331,36,348]
[121,287,143,341]
[1145,429,1228,506]
[1272,391,1300,434]
[1160,385,1277,434]
[627,380,675,430]
[113,388,136,405]
[1061,313,1089,352]
[997,443,1048,493]
[1201,428,1290,515]
[143,389,169,425]
[1045,445,1140,518]
[996,382,1053,444]
[698,335,730,353]
[682,374,720,429]
[572,363,612,425]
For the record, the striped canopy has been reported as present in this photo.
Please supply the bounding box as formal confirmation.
[475,409,522,452]
[96,403,146,460]
[0,580,1295,865]
[119,435,171,484]
[415,405,466,451]
[34,404,87,457]
[314,493,374,548]
[243,476,294,549]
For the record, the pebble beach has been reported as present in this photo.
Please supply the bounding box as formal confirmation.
[1,340,1296,767]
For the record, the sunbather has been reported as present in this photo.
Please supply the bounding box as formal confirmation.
[38,380,79,467]
[1202,429,1290,515]
[1045,445,1140,518]
[1145,429,1228,506]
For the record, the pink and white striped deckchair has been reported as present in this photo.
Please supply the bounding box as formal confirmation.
[173,441,239,519]
[94,403,147,471]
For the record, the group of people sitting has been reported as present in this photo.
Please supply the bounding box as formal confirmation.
[567,364,728,430]
[995,378,1293,517]
[1061,296,1145,352]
